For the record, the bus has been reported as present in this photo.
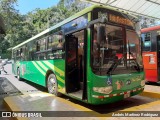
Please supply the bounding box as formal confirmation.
[12,5,144,105]
[141,25,160,83]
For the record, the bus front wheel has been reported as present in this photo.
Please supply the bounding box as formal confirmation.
[47,74,61,96]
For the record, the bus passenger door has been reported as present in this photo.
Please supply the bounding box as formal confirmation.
[65,35,79,93]
[157,35,160,82]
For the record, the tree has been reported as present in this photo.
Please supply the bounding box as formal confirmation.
[0,0,90,58]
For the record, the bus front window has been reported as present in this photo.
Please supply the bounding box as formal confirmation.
[126,30,143,69]
[91,24,143,75]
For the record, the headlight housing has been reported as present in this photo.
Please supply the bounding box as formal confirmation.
[93,86,113,94]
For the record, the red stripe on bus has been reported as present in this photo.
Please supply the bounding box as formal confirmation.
[141,25,160,33]
[98,96,104,99]
[117,93,120,96]
[109,94,113,97]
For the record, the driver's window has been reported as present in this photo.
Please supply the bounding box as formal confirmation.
[105,25,124,70]
[127,30,142,66]
[92,24,124,67]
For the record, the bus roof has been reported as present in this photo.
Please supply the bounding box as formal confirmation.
[12,5,135,50]
[141,25,160,33]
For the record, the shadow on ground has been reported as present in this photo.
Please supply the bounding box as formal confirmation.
[146,82,160,86]
[4,77,158,115]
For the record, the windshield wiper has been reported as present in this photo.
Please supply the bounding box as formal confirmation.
[106,52,141,75]
[128,52,141,72]
[106,57,123,75]
[127,38,141,72]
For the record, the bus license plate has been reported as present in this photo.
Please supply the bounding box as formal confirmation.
[124,92,130,98]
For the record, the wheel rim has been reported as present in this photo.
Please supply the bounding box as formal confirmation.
[48,75,57,94]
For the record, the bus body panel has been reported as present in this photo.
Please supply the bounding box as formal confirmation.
[87,68,144,104]
[90,89,143,105]
[143,52,158,82]
[141,26,160,83]
[17,60,65,89]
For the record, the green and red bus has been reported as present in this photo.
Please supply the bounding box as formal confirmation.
[141,25,160,83]
[12,5,144,105]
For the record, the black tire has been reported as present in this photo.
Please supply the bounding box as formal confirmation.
[145,81,150,85]
[17,68,21,81]
[47,74,61,96]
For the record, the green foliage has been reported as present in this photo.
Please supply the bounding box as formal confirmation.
[1,0,160,59]
[0,0,89,58]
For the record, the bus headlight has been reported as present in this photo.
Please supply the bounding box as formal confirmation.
[93,86,112,94]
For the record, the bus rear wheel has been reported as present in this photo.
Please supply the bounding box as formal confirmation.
[47,74,61,96]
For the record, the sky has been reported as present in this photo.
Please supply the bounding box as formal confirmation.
[15,0,60,14]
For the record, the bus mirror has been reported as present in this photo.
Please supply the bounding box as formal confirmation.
[97,26,106,44]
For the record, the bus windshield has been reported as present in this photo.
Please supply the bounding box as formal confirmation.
[92,24,143,75]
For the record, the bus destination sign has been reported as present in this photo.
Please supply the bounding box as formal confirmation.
[109,14,134,27]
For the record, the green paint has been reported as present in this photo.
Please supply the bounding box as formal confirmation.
[12,5,144,105]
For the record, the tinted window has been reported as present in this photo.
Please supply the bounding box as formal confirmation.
[141,33,151,51]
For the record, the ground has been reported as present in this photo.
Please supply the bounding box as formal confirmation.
[0,63,160,120]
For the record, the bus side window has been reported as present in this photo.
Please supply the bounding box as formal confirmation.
[40,39,46,51]
[13,50,16,61]
[36,41,40,51]
[20,48,24,61]
[16,50,18,58]
[23,46,27,61]
[28,51,34,61]
[39,39,47,60]
[48,36,53,49]
[16,49,21,60]
[142,33,151,51]
[47,32,64,60]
